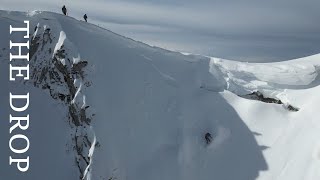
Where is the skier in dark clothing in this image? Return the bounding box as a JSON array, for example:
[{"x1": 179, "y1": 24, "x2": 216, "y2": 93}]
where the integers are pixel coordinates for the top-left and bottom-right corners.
[
  {"x1": 83, "y1": 14, "x2": 88, "y2": 22},
  {"x1": 205, "y1": 132, "x2": 213, "y2": 144},
  {"x1": 62, "y1": 5, "x2": 67, "y2": 15}
]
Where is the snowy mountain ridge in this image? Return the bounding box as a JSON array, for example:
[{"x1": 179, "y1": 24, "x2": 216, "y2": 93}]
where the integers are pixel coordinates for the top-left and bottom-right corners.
[{"x1": 0, "y1": 10, "x2": 320, "y2": 180}]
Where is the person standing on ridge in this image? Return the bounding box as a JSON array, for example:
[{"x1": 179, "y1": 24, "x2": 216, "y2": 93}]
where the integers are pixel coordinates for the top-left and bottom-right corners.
[
  {"x1": 62, "y1": 5, "x2": 67, "y2": 15},
  {"x1": 83, "y1": 14, "x2": 88, "y2": 22}
]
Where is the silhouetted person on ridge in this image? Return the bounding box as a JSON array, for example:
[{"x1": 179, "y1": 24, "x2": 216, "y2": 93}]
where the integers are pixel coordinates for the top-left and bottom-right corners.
[
  {"x1": 62, "y1": 5, "x2": 67, "y2": 15},
  {"x1": 83, "y1": 14, "x2": 88, "y2": 22},
  {"x1": 205, "y1": 132, "x2": 213, "y2": 144}
]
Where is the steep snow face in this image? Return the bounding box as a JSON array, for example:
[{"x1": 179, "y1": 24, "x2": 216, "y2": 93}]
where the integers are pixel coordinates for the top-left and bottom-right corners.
[
  {"x1": 209, "y1": 55, "x2": 320, "y2": 180},
  {"x1": 55, "y1": 12, "x2": 266, "y2": 180},
  {"x1": 0, "y1": 10, "x2": 319, "y2": 180}
]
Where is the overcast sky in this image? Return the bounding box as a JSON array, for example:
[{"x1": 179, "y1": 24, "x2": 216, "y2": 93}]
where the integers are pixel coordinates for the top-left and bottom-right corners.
[{"x1": 1, "y1": 0, "x2": 320, "y2": 62}]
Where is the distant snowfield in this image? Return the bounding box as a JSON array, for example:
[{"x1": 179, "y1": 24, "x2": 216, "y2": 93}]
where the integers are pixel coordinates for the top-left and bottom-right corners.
[{"x1": 0, "y1": 10, "x2": 319, "y2": 180}]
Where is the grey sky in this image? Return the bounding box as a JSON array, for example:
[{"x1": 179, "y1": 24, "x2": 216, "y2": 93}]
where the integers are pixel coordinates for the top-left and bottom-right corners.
[{"x1": 1, "y1": 0, "x2": 320, "y2": 62}]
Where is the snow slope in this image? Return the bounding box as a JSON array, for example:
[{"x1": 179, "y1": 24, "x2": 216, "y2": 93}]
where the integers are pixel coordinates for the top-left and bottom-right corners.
[
  {"x1": 211, "y1": 57, "x2": 320, "y2": 180},
  {"x1": 0, "y1": 10, "x2": 319, "y2": 180}
]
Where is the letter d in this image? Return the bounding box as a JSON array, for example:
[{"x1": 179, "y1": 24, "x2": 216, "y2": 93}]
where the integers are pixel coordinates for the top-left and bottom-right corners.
[{"x1": 10, "y1": 93, "x2": 29, "y2": 112}]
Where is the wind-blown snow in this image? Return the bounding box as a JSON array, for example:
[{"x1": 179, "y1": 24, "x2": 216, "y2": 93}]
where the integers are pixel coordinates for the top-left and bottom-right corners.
[{"x1": 0, "y1": 10, "x2": 319, "y2": 180}]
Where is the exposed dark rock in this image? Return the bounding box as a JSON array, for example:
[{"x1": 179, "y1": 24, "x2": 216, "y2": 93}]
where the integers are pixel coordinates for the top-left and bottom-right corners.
[
  {"x1": 240, "y1": 91, "x2": 299, "y2": 112},
  {"x1": 29, "y1": 28, "x2": 95, "y2": 179},
  {"x1": 69, "y1": 105, "x2": 81, "y2": 126},
  {"x1": 56, "y1": 48, "x2": 66, "y2": 58},
  {"x1": 72, "y1": 61, "x2": 88, "y2": 74},
  {"x1": 30, "y1": 36, "x2": 40, "y2": 60},
  {"x1": 41, "y1": 28, "x2": 52, "y2": 50},
  {"x1": 286, "y1": 104, "x2": 299, "y2": 112},
  {"x1": 52, "y1": 57, "x2": 76, "y2": 99},
  {"x1": 242, "y1": 91, "x2": 282, "y2": 104},
  {"x1": 58, "y1": 93, "x2": 66, "y2": 101}
]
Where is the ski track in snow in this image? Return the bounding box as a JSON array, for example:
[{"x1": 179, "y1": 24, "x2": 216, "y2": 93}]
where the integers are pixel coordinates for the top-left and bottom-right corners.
[{"x1": 207, "y1": 126, "x2": 231, "y2": 151}]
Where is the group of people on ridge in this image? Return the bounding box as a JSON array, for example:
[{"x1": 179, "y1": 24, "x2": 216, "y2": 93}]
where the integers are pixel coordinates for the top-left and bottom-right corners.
[{"x1": 62, "y1": 5, "x2": 88, "y2": 22}]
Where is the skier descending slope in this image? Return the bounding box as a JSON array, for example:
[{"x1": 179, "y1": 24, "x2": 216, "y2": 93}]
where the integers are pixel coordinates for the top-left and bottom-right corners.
[
  {"x1": 205, "y1": 132, "x2": 213, "y2": 144},
  {"x1": 62, "y1": 5, "x2": 67, "y2": 15},
  {"x1": 83, "y1": 14, "x2": 88, "y2": 22}
]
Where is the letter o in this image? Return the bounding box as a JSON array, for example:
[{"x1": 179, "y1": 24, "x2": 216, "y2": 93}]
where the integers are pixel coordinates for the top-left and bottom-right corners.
[{"x1": 9, "y1": 134, "x2": 29, "y2": 154}]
